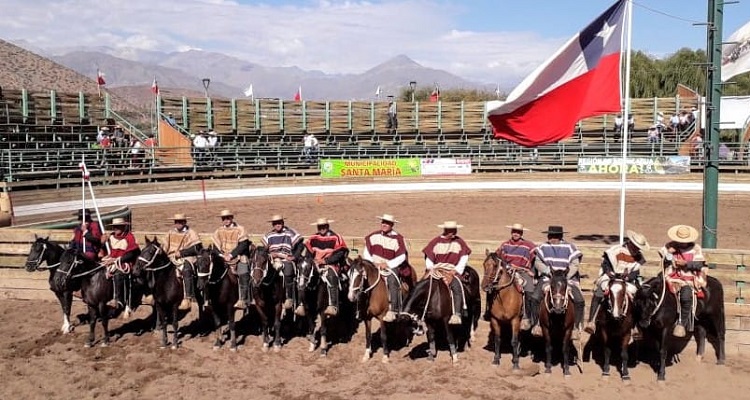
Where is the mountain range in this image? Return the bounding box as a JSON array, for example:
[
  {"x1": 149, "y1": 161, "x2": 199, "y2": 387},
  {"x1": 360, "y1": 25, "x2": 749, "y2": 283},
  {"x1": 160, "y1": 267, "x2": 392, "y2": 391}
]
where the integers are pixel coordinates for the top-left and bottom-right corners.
[{"x1": 2, "y1": 38, "x2": 490, "y2": 110}]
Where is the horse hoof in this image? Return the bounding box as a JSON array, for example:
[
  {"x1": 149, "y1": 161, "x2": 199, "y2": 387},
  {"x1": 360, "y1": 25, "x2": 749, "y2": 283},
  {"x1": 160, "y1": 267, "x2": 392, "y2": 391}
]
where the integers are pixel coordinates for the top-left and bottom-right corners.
[
  {"x1": 381, "y1": 355, "x2": 389, "y2": 364},
  {"x1": 717, "y1": 359, "x2": 726, "y2": 366},
  {"x1": 84, "y1": 342, "x2": 93, "y2": 349},
  {"x1": 273, "y1": 345, "x2": 281, "y2": 353},
  {"x1": 320, "y1": 352, "x2": 327, "y2": 358},
  {"x1": 262, "y1": 344, "x2": 269, "y2": 353},
  {"x1": 512, "y1": 367, "x2": 521, "y2": 374},
  {"x1": 230, "y1": 347, "x2": 238, "y2": 353},
  {"x1": 657, "y1": 377, "x2": 666, "y2": 384},
  {"x1": 601, "y1": 373, "x2": 610, "y2": 380},
  {"x1": 622, "y1": 375, "x2": 631, "y2": 382},
  {"x1": 564, "y1": 374, "x2": 571, "y2": 379},
  {"x1": 213, "y1": 346, "x2": 220, "y2": 351},
  {"x1": 451, "y1": 355, "x2": 459, "y2": 364},
  {"x1": 696, "y1": 355, "x2": 703, "y2": 363},
  {"x1": 100, "y1": 341, "x2": 109, "y2": 348},
  {"x1": 491, "y1": 359, "x2": 499, "y2": 366},
  {"x1": 308, "y1": 343, "x2": 316, "y2": 353},
  {"x1": 171, "y1": 345, "x2": 178, "y2": 350},
  {"x1": 544, "y1": 368, "x2": 552, "y2": 375},
  {"x1": 362, "y1": 354, "x2": 370, "y2": 363}
]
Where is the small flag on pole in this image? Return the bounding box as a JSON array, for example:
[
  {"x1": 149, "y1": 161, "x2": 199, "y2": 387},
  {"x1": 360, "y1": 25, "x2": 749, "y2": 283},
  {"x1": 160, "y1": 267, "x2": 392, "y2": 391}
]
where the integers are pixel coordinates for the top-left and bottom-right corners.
[
  {"x1": 722, "y1": 20, "x2": 750, "y2": 82},
  {"x1": 97, "y1": 69, "x2": 106, "y2": 86},
  {"x1": 151, "y1": 77, "x2": 159, "y2": 95},
  {"x1": 429, "y1": 84, "x2": 440, "y2": 102},
  {"x1": 293, "y1": 86, "x2": 302, "y2": 101},
  {"x1": 494, "y1": 84, "x2": 501, "y2": 99},
  {"x1": 375, "y1": 86, "x2": 382, "y2": 99},
  {"x1": 244, "y1": 84, "x2": 254, "y2": 98}
]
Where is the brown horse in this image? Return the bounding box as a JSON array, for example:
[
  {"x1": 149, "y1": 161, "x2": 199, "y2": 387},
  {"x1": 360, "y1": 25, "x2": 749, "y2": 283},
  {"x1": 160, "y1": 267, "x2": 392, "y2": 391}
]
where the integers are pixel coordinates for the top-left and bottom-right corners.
[
  {"x1": 347, "y1": 256, "x2": 416, "y2": 363},
  {"x1": 538, "y1": 268, "x2": 576, "y2": 376},
  {"x1": 482, "y1": 250, "x2": 523, "y2": 369},
  {"x1": 595, "y1": 277, "x2": 634, "y2": 380}
]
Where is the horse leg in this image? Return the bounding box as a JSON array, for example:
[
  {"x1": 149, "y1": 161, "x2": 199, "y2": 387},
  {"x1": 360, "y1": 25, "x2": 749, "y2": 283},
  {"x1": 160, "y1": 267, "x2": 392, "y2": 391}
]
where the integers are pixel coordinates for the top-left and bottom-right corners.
[
  {"x1": 84, "y1": 304, "x2": 96, "y2": 348},
  {"x1": 170, "y1": 304, "x2": 179, "y2": 350},
  {"x1": 444, "y1": 319, "x2": 458, "y2": 364},
  {"x1": 657, "y1": 328, "x2": 668, "y2": 381},
  {"x1": 695, "y1": 324, "x2": 706, "y2": 362},
  {"x1": 57, "y1": 291, "x2": 74, "y2": 334},
  {"x1": 99, "y1": 302, "x2": 110, "y2": 347},
  {"x1": 716, "y1": 313, "x2": 726, "y2": 365},
  {"x1": 490, "y1": 317, "x2": 501, "y2": 366},
  {"x1": 212, "y1": 310, "x2": 223, "y2": 350},
  {"x1": 426, "y1": 323, "x2": 436, "y2": 362},
  {"x1": 620, "y1": 332, "x2": 631, "y2": 381},
  {"x1": 228, "y1": 311, "x2": 238, "y2": 352},
  {"x1": 562, "y1": 328, "x2": 572, "y2": 377},
  {"x1": 155, "y1": 304, "x2": 168, "y2": 349},
  {"x1": 273, "y1": 304, "x2": 282, "y2": 352},
  {"x1": 362, "y1": 318, "x2": 372, "y2": 362},
  {"x1": 319, "y1": 314, "x2": 328, "y2": 357},
  {"x1": 543, "y1": 328, "x2": 553, "y2": 374},
  {"x1": 602, "y1": 330, "x2": 611, "y2": 377},
  {"x1": 380, "y1": 318, "x2": 390, "y2": 363},
  {"x1": 510, "y1": 317, "x2": 521, "y2": 371}
]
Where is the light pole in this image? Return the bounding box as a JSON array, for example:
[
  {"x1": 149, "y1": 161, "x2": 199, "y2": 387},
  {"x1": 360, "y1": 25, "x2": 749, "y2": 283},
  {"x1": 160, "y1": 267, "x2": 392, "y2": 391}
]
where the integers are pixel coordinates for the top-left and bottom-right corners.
[
  {"x1": 409, "y1": 81, "x2": 416, "y2": 103},
  {"x1": 202, "y1": 78, "x2": 211, "y2": 98}
]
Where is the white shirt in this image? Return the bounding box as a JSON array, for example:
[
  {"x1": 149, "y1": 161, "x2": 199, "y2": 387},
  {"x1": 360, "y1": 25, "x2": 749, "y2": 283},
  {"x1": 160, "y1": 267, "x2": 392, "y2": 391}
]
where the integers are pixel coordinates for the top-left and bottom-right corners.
[
  {"x1": 193, "y1": 135, "x2": 208, "y2": 148},
  {"x1": 207, "y1": 136, "x2": 218, "y2": 147},
  {"x1": 130, "y1": 141, "x2": 142, "y2": 154},
  {"x1": 304, "y1": 135, "x2": 318, "y2": 148}
]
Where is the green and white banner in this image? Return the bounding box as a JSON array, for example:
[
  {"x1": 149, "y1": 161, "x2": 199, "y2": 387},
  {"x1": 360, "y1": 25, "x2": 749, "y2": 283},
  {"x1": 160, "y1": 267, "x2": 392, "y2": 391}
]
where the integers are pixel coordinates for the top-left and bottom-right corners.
[
  {"x1": 319, "y1": 158, "x2": 421, "y2": 178},
  {"x1": 577, "y1": 156, "x2": 691, "y2": 175}
]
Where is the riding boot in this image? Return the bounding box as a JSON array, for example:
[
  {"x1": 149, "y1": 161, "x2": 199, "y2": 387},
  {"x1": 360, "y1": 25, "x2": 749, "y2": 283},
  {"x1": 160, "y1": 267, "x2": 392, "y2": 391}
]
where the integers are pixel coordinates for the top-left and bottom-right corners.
[
  {"x1": 383, "y1": 274, "x2": 400, "y2": 322},
  {"x1": 584, "y1": 295, "x2": 602, "y2": 335},
  {"x1": 674, "y1": 286, "x2": 693, "y2": 337},
  {"x1": 520, "y1": 296, "x2": 533, "y2": 331},
  {"x1": 324, "y1": 272, "x2": 340, "y2": 316},
  {"x1": 283, "y1": 281, "x2": 296, "y2": 310},
  {"x1": 179, "y1": 267, "x2": 194, "y2": 311},
  {"x1": 107, "y1": 273, "x2": 122, "y2": 309},
  {"x1": 234, "y1": 273, "x2": 250, "y2": 309},
  {"x1": 483, "y1": 290, "x2": 494, "y2": 322},
  {"x1": 572, "y1": 301, "x2": 585, "y2": 340},
  {"x1": 449, "y1": 278, "x2": 463, "y2": 325}
]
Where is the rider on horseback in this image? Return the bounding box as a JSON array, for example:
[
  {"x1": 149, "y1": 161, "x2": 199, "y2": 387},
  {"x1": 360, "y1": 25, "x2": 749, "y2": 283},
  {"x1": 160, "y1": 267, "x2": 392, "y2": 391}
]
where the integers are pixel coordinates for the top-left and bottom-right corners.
[
  {"x1": 531, "y1": 226, "x2": 585, "y2": 340},
  {"x1": 485, "y1": 223, "x2": 537, "y2": 330},
  {"x1": 304, "y1": 218, "x2": 349, "y2": 317},
  {"x1": 584, "y1": 229, "x2": 649, "y2": 335},
  {"x1": 101, "y1": 218, "x2": 140, "y2": 312},
  {"x1": 660, "y1": 224, "x2": 706, "y2": 338},
  {"x1": 69, "y1": 209, "x2": 102, "y2": 261},
  {"x1": 423, "y1": 221, "x2": 472, "y2": 325},
  {"x1": 212, "y1": 210, "x2": 252, "y2": 309},
  {"x1": 363, "y1": 213, "x2": 408, "y2": 323},
  {"x1": 163, "y1": 213, "x2": 203, "y2": 311},
  {"x1": 262, "y1": 214, "x2": 304, "y2": 313}
]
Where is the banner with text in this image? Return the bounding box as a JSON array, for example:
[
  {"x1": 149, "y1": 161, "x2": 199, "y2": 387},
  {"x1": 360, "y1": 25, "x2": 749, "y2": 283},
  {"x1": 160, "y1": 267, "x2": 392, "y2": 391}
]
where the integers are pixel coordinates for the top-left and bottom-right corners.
[
  {"x1": 577, "y1": 156, "x2": 691, "y2": 175},
  {"x1": 320, "y1": 158, "x2": 421, "y2": 178},
  {"x1": 420, "y1": 158, "x2": 472, "y2": 176}
]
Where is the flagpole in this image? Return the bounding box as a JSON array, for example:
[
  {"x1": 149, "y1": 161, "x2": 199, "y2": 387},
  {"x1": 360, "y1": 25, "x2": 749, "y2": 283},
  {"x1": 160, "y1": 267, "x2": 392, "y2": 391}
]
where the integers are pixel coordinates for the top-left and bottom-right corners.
[{"x1": 618, "y1": 0, "x2": 634, "y2": 244}]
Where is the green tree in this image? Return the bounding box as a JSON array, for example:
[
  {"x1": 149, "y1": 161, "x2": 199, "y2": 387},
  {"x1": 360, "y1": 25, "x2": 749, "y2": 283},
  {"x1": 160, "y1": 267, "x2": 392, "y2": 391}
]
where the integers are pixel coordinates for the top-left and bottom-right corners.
[{"x1": 398, "y1": 87, "x2": 502, "y2": 102}]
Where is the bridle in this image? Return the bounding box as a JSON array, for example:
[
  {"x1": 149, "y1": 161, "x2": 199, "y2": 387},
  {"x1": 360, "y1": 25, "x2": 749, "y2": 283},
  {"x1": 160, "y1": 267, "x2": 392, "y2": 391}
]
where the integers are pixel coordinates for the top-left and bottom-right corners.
[
  {"x1": 29, "y1": 242, "x2": 60, "y2": 270},
  {"x1": 55, "y1": 251, "x2": 104, "y2": 279},
  {"x1": 607, "y1": 279, "x2": 630, "y2": 319},
  {"x1": 349, "y1": 261, "x2": 381, "y2": 296},
  {"x1": 484, "y1": 254, "x2": 514, "y2": 291},
  {"x1": 251, "y1": 250, "x2": 274, "y2": 286},
  {"x1": 137, "y1": 244, "x2": 172, "y2": 272},
  {"x1": 545, "y1": 272, "x2": 571, "y2": 314},
  {"x1": 197, "y1": 252, "x2": 227, "y2": 285}
]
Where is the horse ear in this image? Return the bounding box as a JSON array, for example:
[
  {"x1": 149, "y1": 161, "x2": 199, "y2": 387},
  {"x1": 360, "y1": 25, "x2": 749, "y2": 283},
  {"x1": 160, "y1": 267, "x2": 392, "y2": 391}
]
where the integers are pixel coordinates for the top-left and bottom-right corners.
[
  {"x1": 144, "y1": 236, "x2": 151, "y2": 244},
  {"x1": 485, "y1": 248, "x2": 490, "y2": 256},
  {"x1": 34, "y1": 233, "x2": 38, "y2": 240},
  {"x1": 44, "y1": 236, "x2": 49, "y2": 241}
]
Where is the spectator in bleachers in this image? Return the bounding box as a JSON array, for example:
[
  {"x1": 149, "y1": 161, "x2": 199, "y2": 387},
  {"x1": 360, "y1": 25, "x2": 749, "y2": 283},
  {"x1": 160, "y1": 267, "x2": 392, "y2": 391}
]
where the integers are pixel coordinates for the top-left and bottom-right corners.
[
  {"x1": 100, "y1": 133, "x2": 111, "y2": 148},
  {"x1": 679, "y1": 111, "x2": 690, "y2": 131},
  {"x1": 206, "y1": 131, "x2": 221, "y2": 167},
  {"x1": 143, "y1": 134, "x2": 157, "y2": 167},
  {"x1": 387, "y1": 100, "x2": 398, "y2": 135},
  {"x1": 614, "y1": 114, "x2": 623, "y2": 133},
  {"x1": 113, "y1": 126, "x2": 127, "y2": 147},
  {"x1": 627, "y1": 113, "x2": 635, "y2": 132},
  {"x1": 691, "y1": 132, "x2": 704, "y2": 159},
  {"x1": 130, "y1": 137, "x2": 143, "y2": 168},
  {"x1": 719, "y1": 142, "x2": 732, "y2": 161},
  {"x1": 670, "y1": 113, "x2": 680, "y2": 134},
  {"x1": 97, "y1": 126, "x2": 109, "y2": 144},
  {"x1": 691, "y1": 107, "x2": 699, "y2": 123},
  {"x1": 192, "y1": 131, "x2": 208, "y2": 166},
  {"x1": 166, "y1": 112, "x2": 178, "y2": 128},
  {"x1": 303, "y1": 133, "x2": 319, "y2": 164}
]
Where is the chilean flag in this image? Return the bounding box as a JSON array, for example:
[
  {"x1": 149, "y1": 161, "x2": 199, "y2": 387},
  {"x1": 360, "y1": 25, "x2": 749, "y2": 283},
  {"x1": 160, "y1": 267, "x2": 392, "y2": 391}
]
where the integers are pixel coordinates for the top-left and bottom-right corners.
[
  {"x1": 293, "y1": 86, "x2": 302, "y2": 101},
  {"x1": 488, "y1": 0, "x2": 626, "y2": 147},
  {"x1": 96, "y1": 69, "x2": 106, "y2": 86},
  {"x1": 151, "y1": 77, "x2": 159, "y2": 95}
]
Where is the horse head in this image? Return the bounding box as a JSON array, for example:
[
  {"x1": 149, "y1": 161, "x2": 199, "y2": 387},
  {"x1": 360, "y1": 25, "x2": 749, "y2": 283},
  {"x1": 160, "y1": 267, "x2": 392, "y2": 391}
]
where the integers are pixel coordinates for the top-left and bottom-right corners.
[
  {"x1": 25, "y1": 234, "x2": 55, "y2": 272},
  {"x1": 633, "y1": 277, "x2": 662, "y2": 328},
  {"x1": 297, "y1": 249, "x2": 316, "y2": 291},
  {"x1": 481, "y1": 249, "x2": 504, "y2": 290},
  {"x1": 606, "y1": 276, "x2": 629, "y2": 319},
  {"x1": 53, "y1": 248, "x2": 86, "y2": 291},
  {"x1": 250, "y1": 245, "x2": 271, "y2": 288},
  {"x1": 548, "y1": 268, "x2": 570, "y2": 314},
  {"x1": 133, "y1": 236, "x2": 164, "y2": 279},
  {"x1": 195, "y1": 246, "x2": 215, "y2": 292},
  {"x1": 347, "y1": 255, "x2": 368, "y2": 302}
]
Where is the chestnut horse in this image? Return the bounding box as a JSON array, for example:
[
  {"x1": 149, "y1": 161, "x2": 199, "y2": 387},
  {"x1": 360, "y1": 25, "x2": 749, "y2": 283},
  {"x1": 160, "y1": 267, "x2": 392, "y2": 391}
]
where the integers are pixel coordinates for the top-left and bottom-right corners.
[
  {"x1": 595, "y1": 277, "x2": 634, "y2": 380},
  {"x1": 482, "y1": 250, "x2": 523, "y2": 369}
]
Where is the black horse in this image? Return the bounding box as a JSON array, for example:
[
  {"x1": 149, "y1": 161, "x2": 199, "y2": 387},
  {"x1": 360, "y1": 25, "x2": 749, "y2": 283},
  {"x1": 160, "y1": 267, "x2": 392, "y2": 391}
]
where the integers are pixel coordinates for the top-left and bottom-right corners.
[
  {"x1": 594, "y1": 276, "x2": 635, "y2": 380},
  {"x1": 538, "y1": 268, "x2": 576, "y2": 376},
  {"x1": 54, "y1": 249, "x2": 117, "y2": 347},
  {"x1": 248, "y1": 245, "x2": 285, "y2": 352},
  {"x1": 297, "y1": 250, "x2": 356, "y2": 356},
  {"x1": 634, "y1": 273, "x2": 725, "y2": 381},
  {"x1": 133, "y1": 237, "x2": 184, "y2": 349},
  {"x1": 25, "y1": 235, "x2": 75, "y2": 334},
  {"x1": 402, "y1": 266, "x2": 481, "y2": 363},
  {"x1": 196, "y1": 246, "x2": 239, "y2": 351}
]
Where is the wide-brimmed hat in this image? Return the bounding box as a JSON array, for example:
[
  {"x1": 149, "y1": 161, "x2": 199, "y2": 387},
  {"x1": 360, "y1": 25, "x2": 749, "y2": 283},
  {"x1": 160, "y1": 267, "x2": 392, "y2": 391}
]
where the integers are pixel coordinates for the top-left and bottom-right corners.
[
  {"x1": 626, "y1": 230, "x2": 650, "y2": 251},
  {"x1": 376, "y1": 214, "x2": 399, "y2": 224},
  {"x1": 438, "y1": 221, "x2": 463, "y2": 229},
  {"x1": 219, "y1": 209, "x2": 234, "y2": 218},
  {"x1": 101, "y1": 127, "x2": 109, "y2": 131},
  {"x1": 268, "y1": 214, "x2": 284, "y2": 223},
  {"x1": 506, "y1": 223, "x2": 529, "y2": 232},
  {"x1": 310, "y1": 218, "x2": 334, "y2": 226},
  {"x1": 209, "y1": 131, "x2": 217, "y2": 136},
  {"x1": 108, "y1": 217, "x2": 130, "y2": 227},
  {"x1": 542, "y1": 225, "x2": 567, "y2": 235},
  {"x1": 73, "y1": 209, "x2": 93, "y2": 221},
  {"x1": 667, "y1": 225, "x2": 699, "y2": 244},
  {"x1": 169, "y1": 213, "x2": 190, "y2": 221}
]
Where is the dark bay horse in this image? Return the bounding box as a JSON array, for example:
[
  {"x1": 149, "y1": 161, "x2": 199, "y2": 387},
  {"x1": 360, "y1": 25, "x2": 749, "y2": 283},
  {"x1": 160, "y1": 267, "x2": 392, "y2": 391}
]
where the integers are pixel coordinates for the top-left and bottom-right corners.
[
  {"x1": 482, "y1": 250, "x2": 523, "y2": 369},
  {"x1": 25, "y1": 235, "x2": 75, "y2": 334},
  {"x1": 249, "y1": 245, "x2": 285, "y2": 352},
  {"x1": 133, "y1": 237, "x2": 183, "y2": 349},
  {"x1": 347, "y1": 256, "x2": 416, "y2": 363},
  {"x1": 634, "y1": 273, "x2": 725, "y2": 381},
  {"x1": 538, "y1": 268, "x2": 576, "y2": 376},
  {"x1": 196, "y1": 246, "x2": 239, "y2": 351},
  {"x1": 403, "y1": 266, "x2": 481, "y2": 363},
  {"x1": 297, "y1": 251, "x2": 355, "y2": 356},
  {"x1": 595, "y1": 276, "x2": 634, "y2": 380},
  {"x1": 54, "y1": 249, "x2": 116, "y2": 347}
]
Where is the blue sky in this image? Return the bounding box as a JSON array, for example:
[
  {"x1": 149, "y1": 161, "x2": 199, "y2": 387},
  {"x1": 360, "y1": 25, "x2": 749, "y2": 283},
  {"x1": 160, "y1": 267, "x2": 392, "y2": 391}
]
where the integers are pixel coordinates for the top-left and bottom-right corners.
[{"x1": 2, "y1": 0, "x2": 749, "y2": 86}]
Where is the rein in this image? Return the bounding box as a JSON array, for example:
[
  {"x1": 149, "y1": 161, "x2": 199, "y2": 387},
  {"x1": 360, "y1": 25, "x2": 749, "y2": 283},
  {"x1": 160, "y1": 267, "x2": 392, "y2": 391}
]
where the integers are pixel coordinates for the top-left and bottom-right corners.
[
  {"x1": 350, "y1": 262, "x2": 382, "y2": 295},
  {"x1": 29, "y1": 243, "x2": 61, "y2": 270},
  {"x1": 137, "y1": 246, "x2": 172, "y2": 272},
  {"x1": 197, "y1": 255, "x2": 228, "y2": 285}
]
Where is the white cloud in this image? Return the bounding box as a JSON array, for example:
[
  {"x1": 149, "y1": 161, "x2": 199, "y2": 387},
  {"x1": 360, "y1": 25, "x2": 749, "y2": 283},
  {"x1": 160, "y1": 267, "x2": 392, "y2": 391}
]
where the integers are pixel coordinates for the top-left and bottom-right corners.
[{"x1": 0, "y1": 0, "x2": 565, "y2": 85}]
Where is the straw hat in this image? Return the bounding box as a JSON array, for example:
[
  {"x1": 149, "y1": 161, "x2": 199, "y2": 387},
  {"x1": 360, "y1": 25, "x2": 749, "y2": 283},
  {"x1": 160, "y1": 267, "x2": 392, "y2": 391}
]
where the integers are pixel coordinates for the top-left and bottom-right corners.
[
  {"x1": 626, "y1": 230, "x2": 650, "y2": 251},
  {"x1": 101, "y1": 127, "x2": 109, "y2": 131},
  {"x1": 505, "y1": 223, "x2": 528, "y2": 231},
  {"x1": 437, "y1": 221, "x2": 463, "y2": 229},
  {"x1": 310, "y1": 218, "x2": 334, "y2": 226},
  {"x1": 376, "y1": 214, "x2": 399, "y2": 224},
  {"x1": 108, "y1": 217, "x2": 130, "y2": 227},
  {"x1": 542, "y1": 225, "x2": 567, "y2": 235},
  {"x1": 667, "y1": 225, "x2": 699, "y2": 244},
  {"x1": 169, "y1": 213, "x2": 190, "y2": 221},
  {"x1": 219, "y1": 209, "x2": 234, "y2": 218},
  {"x1": 209, "y1": 131, "x2": 217, "y2": 136},
  {"x1": 268, "y1": 214, "x2": 284, "y2": 223}
]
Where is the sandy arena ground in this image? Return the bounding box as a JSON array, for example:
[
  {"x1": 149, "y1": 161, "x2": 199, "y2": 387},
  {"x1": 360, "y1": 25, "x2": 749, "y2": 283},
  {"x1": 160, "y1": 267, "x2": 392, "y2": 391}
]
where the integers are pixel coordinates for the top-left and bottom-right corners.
[{"x1": 2, "y1": 190, "x2": 749, "y2": 399}]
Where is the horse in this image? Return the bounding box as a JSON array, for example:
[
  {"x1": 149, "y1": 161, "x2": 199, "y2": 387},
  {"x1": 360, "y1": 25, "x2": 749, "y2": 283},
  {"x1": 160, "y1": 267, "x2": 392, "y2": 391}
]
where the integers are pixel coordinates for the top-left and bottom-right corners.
[
  {"x1": 634, "y1": 272, "x2": 725, "y2": 381},
  {"x1": 53, "y1": 248, "x2": 116, "y2": 347},
  {"x1": 403, "y1": 265, "x2": 481, "y2": 363},
  {"x1": 347, "y1": 256, "x2": 416, "y2": 363},
  {"x1": 248, "y1": 245, "x2": 285, "y2": 352},
  {"x1": 25, "y1": 235, "x2": 75, "y2": 334},
  {"x1": 538, "y1": 268, "x2": 576, "y2": 376},
  {"x1": 297, "y1": 250, "x2": 354, "y2": 356},
  {"x1": 195, "y1": 245, "x2": 239, "y2": 351},
  {"x1": 481, "y1": 250, "x2": 523, "y2": 369},
  {"x1": 594, "y1": 275, "x2": 635, "y2": 380},
  {"x1": 133, "y1": 237, "x2": 184, "y2": 349}
]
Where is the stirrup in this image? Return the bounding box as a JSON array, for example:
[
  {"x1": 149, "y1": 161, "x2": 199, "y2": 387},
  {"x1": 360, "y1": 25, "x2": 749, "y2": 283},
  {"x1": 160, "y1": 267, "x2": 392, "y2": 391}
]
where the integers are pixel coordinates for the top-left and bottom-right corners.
[
  {"x1": 282, "y1": 299, "x2": 294, "y2": 310},
  {"x1": 448, "y1": 314, "x2": 462, "y2": 325},
  {"x1": 672, "y1": 324, "x2": 687, "y2": 338},
  {"x1": 324, "y1": 306, "x2": 338, "y2": 317},
  {"x1": 531, "y1": 325, "x2": 543, "y2": 337},
  {"x1": 294, "y1": 305, "x2": 306, "y2": 316},
  {"x1": 107, "y1": 299, "x2": 119, "y2": 308},
  {"x1": 383, "y1": 311, "x2": 397, "y2": 322},
  {"x1": 583, "y1": 321, "x2": 596, "y2": 335},
  {"x1": 520, "y1": 318, "x2": 531, "y2": 331},
  {"x1": 233, "y1": 300, "x2": 246, "y2": 309},
  {"x1": 178, "y1": 299, "x2": 192, "y2": 311}
]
